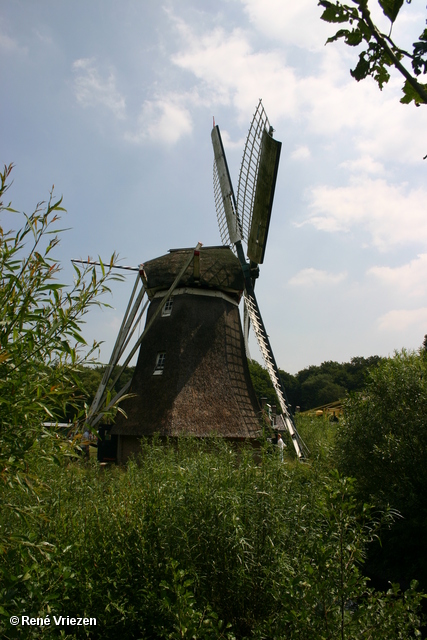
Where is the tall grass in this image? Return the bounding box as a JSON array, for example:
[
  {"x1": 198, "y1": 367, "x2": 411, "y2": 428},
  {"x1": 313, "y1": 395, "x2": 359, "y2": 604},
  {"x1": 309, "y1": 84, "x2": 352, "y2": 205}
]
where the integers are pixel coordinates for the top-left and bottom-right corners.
[
  {"x1": 294, "y1": 413, "x2": 338, "y2": 464},
  {"x1": 1, "y1": 437, "x2": 423, "y2": 639}
]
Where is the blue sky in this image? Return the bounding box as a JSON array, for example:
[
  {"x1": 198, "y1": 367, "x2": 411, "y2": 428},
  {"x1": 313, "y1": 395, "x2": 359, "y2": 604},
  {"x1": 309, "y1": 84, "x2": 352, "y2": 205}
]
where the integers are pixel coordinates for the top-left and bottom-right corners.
[{"x1": 2, "y1": 0, "x2": 427, "y2": 374}]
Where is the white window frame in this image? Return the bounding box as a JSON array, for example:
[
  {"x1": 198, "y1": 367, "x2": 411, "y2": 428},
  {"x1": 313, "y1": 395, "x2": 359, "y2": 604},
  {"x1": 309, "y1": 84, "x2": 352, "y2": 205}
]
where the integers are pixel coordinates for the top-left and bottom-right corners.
[
  {"x1": 153, "y1": 351, "x2": 166, "y2": 375},
  {"x1": 162, "y1": 298, "x2": 174, "y2": 317}
]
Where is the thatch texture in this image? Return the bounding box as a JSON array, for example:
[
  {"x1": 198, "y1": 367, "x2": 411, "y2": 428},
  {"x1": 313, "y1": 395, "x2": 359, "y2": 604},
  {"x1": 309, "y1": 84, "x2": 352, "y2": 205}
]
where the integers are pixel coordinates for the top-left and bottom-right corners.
[
  {"x1": 141, "y1": 246, "x2": 244, "y2": 299},
  {"x1": 112, "y1": 293, "x2": 260, "y2": 438}
]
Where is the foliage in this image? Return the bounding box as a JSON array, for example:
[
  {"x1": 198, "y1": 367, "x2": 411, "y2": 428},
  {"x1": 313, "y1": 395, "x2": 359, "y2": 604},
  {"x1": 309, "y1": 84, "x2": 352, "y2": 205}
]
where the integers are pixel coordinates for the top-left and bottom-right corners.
[
  {"x1": 249, "y1": 356, "x2": 383, "y2": 412},
  {"x1": 301, "y1": 373, "x2": 346, "y2": 409},
  {"x1": 0, "y1": 164, "x2": 122, "y2": 480},
  {"x1": 0, "y1": 439, "x2": 424, "y2": 639},
  {"x1": 59, "y1": 365, "x2": 135, "y2": 422},
  {"x1": 248, "y1": 359, "x2": 280, "y2": 409},
  {"x1": 295, "y1": 413, "x2": 338, "y2": 464},
  {"x1": 1, "y1": 165, "x2": 426, "y2": 637},
  {"x1": 336, "y1": 348, "x2": 427, "y2": 587},
  {"x1": 318, "y1": 0, "x2": 427, "y2": 106}
]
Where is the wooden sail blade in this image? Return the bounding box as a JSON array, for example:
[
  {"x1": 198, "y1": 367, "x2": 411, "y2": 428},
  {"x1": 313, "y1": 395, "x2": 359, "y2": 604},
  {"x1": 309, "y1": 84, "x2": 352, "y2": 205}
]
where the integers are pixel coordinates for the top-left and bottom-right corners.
[
  {"x1": 211, "y1": 125, "x2": 242, "y2": 245},
  {"x1": 247, "y1": 130, "x2": 281, "y2": 265}
]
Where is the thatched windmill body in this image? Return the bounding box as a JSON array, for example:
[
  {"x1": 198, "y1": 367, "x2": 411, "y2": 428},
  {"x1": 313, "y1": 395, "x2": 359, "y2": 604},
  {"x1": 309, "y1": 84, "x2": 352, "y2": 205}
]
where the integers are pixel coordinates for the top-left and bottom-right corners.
[
  {"x1": 111, "y1": 246, "x2": 261, "y2": 463},
  {"x1": 86, "y1": 101, "x2": 307, "y2": 463}
]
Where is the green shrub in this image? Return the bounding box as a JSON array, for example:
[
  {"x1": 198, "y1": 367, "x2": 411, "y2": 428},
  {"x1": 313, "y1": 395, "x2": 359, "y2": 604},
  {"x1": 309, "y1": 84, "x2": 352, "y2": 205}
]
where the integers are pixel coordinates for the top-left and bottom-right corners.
[
  {"x1": 336, "y1": 348, "x2": 427, "y2": 589},
  {"x1": 0, "y1": 164, "x2": 122, "y2": 482},
  {"x1": 0, "y1": 439, "x2": 424, "y2": 639}
]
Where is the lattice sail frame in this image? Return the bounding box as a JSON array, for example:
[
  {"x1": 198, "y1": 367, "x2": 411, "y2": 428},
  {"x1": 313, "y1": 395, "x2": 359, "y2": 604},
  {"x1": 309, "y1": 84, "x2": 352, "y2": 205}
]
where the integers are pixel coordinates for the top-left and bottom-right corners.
[
  {"x1": 213, "y1": 100, "x2": 270, "y2": 363},
  {"x1": 213, "y1": 160, "x2": 236, "y2": 251},
  {"x1": 213, "y1": 99, "x2": 270, "y2": 251},
  {"x1": 244, "y1": 292, "x2": 309, "y2": 459},
  {"x1": 237, "y1": 100, "x2": 270, "y2": 246}
]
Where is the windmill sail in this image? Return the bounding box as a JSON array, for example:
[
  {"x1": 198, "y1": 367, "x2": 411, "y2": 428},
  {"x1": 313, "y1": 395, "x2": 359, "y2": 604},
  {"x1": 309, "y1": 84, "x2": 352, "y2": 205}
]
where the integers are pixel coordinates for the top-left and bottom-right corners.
[
  {"x1": 244, "y1": 291, "x2": 308, "y2": 459},
  {"x1": 211, "y1": 101, "x2": 308, "y2": 460},
  {"x1": 211, "y1": 125, "x2": 242, "y2": 245},
  {"x1": 247, "y1": 129, "x2": 281, "y2": 265},
  {"x1": 86, "y1": 272, "x2": 148, "y2": 426},
  {"x1": 236, "y1": 99, "x2": 270, "y2": 246}
]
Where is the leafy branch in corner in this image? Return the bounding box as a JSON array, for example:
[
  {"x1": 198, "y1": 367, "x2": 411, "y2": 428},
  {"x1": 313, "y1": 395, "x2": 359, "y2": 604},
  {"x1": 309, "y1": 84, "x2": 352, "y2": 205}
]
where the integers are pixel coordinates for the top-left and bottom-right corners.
[{"x1": 318, "y1": 0, "x2": 427, "y2": 106}]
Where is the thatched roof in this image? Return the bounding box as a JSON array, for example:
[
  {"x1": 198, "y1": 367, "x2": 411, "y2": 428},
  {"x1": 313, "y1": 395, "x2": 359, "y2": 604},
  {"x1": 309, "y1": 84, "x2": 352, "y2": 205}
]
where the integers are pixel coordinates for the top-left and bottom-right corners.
[
  {"x1": 111, "y1": 291, "x2": 261, "y2": 439},
  {"x1": 141, "y1": 246, "x2": 244, "y2": 299}
]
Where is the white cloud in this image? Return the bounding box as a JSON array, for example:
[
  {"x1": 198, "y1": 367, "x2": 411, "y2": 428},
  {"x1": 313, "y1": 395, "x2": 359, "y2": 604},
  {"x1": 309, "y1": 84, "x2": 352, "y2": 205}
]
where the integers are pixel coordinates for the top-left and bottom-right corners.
[
  {"x1": 288, "y1": 267, "x2": 347, "y2": 287},
  {"x1": 34, "y1": 28, "x2": 54, "y2": 47},
  {"x1": 125, "y1": 96, "x2": 192, "y2": 144},
  {"x1": 0, "y1": 29, "x2": 26, "y2": 54},
  {"x1": 171, "y1": 26, "x2": 299, "y2": 123},
  {"x1": 354, "y1": 85, "x2": 427, "y2": 163},
  {"x1": 377, "y1": 307, "x2": 427, "y2": 332},
  {"x1": 339, "y1": 155, "x2": 385, "y2": 176},
  {"x1": 368, "y1": 254, "x2": 427, "y2": 297},
  {"x1": 168, "y1": 16, "x2": 427, "y2": 167},
  {"x1": 107, "y1": 314, "x2": 124, "y2": 332},
  {"x1": 73, "y1": 58, "x2": 126, "y2": 119},
  {"x1": 295, "y1": 47, "x2": 427, "y2": 165},
  {"x1": 298, "y1": 48, "x2": 379, "y2": 135},
  {"x1": 241, "y1": 0, "x2": 332, "y2": 50},
  {"x1": 218, "y1": 129, "x2": 246, "y2": 150},
  {"x1": 291, "y1": 145, "x2": 311, "y2": 161},
  {"x1": 303, "y1": 177, "x2": 427, "y2": 250}
]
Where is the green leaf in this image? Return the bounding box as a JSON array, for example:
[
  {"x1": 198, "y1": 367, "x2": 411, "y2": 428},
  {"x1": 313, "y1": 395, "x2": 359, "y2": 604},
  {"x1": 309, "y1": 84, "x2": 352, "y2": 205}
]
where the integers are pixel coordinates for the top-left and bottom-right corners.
[
  {"x1": 38, "y1": 283, "x2": 65, "y2": 292},
  {"x1": 400, "y1": 79, "x2": 427, "y2": 105},
  {"x1": 378, "y1": 0, "x2": 404, "y2": 23},
  {"x1": 320, "y1": 2, "x2": 350, "y2": 24},
  {"x1": 345, "y1": 29, "x2": 364, "y2": 46}
]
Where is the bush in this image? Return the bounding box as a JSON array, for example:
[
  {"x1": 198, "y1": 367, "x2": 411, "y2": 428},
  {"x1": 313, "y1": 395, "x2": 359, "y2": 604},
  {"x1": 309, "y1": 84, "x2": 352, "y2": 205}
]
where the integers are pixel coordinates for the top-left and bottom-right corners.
[
  {"x1": 0, "y1": 164, "x2": 121, "y2": 480},
  {"x1": 0, "y1": 439, "x2": 424, "y2": 639},
  {"x1": 295, "y1": 413, "x2": 337, "y2": 465},
  {"x1": 336, "y1": 349, "x2": 427, "y2": 587}
]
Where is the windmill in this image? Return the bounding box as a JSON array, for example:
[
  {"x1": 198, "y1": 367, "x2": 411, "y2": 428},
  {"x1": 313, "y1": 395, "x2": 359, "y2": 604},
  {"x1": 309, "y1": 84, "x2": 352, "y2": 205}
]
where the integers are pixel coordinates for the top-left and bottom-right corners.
[
  {"x1": 85, "y1": 100, "x2": 307, "y2": 463},
  {"x1": 211, "y1": 99, "x2": 307, "y2": 459}
]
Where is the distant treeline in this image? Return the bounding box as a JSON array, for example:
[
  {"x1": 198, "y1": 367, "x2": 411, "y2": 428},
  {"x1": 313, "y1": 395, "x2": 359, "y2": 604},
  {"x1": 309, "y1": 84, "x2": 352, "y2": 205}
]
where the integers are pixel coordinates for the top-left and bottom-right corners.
[{"x1": 249, "y1": 356, "x2": 384, "y2": 412}]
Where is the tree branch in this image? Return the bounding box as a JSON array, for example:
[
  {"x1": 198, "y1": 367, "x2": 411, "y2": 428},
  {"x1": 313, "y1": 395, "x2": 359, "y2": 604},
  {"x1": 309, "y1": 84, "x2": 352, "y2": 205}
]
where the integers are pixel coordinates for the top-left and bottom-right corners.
[{"x1": 359, "y1": 3, "x2": 427, "y2": 104}]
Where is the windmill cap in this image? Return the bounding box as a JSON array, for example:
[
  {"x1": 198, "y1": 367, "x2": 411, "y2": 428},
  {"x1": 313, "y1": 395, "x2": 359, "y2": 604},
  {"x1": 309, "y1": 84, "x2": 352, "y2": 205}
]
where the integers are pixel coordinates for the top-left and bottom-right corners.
[{"x1": 141, "y1": 246, "x2": 245, "y2": 299}]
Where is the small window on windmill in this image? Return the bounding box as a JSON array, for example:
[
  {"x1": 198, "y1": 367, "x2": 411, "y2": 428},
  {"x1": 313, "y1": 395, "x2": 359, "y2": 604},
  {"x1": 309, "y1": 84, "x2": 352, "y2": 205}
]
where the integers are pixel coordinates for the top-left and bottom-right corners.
[
  {"x1": 153, "y1": 352, "x2": 166, "y2": 375},
  {"x1": 162, "y1": 298, "x2": 173, "y2": 317}
]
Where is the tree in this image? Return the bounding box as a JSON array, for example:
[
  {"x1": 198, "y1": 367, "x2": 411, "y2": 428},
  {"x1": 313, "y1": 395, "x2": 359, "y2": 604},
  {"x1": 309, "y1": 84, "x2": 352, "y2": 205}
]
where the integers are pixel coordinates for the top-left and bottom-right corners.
[
  {"x1": 336, "y1": 348, "x2": 427, "y2": 586},
  {"x1": 0, "y1": 164, "x2": 122, "y2": 479},
  {"x1": 318, "y1": 0, "x2": 427, "y2": 107},
  {"x1": 249, "y1": 357, "x2": 383, "y2": 413},
  {"x1": 343, "y1": 355, "x2": 383, "y2": 391},
  {"x1": 248, "y1": 359, "x2": 279, "y2": 409},
  {"x1": 301, "y1": 373, "x2": 346, "y2": 408},
  {"x1": 279, "y1": 368, "x2": 301, "y2": 410}
]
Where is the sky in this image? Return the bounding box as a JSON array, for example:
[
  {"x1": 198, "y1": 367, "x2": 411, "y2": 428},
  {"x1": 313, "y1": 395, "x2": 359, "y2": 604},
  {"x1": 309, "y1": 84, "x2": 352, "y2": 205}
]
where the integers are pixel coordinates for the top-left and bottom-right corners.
[{"x1": 1, "y1": 0, "x2": 427, "y2": 375}]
